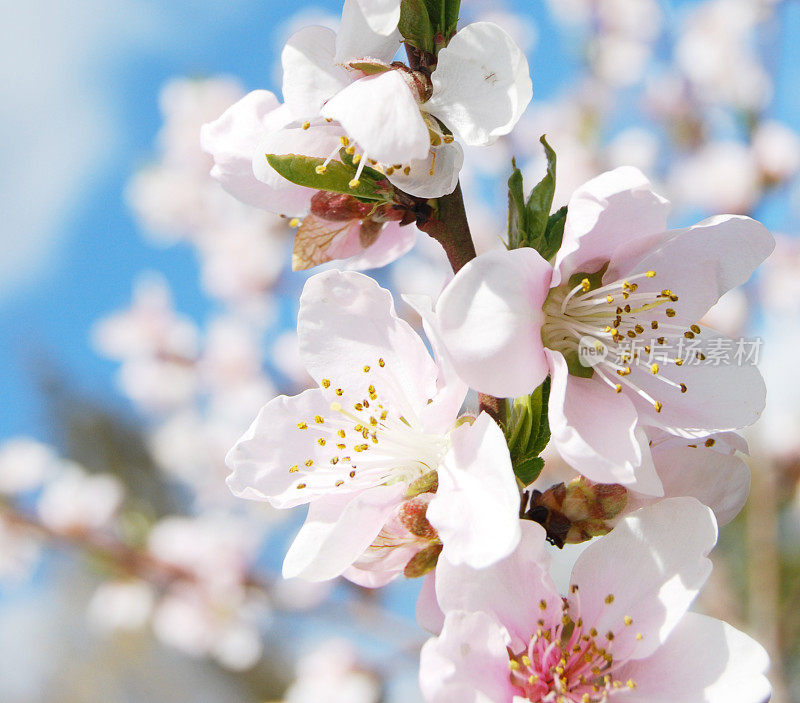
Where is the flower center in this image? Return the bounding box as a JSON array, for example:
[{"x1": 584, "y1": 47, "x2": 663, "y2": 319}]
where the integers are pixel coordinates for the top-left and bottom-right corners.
[
  {"x1": 292, "y1": 359, "x2": 448, "y2": 495},
  {"x1": 541, "y1": 269, "x2": 701, "y2": 414},
  {"x1": 508, "y1": 595, "x2": 640, "y2": 702}
]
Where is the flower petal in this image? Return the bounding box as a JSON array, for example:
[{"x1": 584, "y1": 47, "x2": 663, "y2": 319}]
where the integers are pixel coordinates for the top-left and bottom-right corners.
[
  {"x1": 320, "y1": 71, "x2": 430, "y2": 164},
  {"x1": 281, "y1": 26, "x2": 351, "y2": 119},
  {"x1": 567, "y1": 498, "x2": 717, "y2": 661},
  {"x1": 619, "y1": 612, "x2": 771, "y2": 703},
  {"x1": 282, "y1": 483, "x2": 405, "y2": 581},
  {"x1": 226, "y1": 389, "x2": 343, "y2": 509},
  {"x1": 417, "y1": 572, "x2": 445, "y2": 634},
  {"x1": 553, "y1": 166, "x2": 670, "y2": 286},
  {"x1": 419, "y1": 611, "x2": 514, "y2": 703},
  {"x1": 428, "y1": 413, "x2": 522, "y2": 569},
  {"x1": 433, "y1": 520, "x2": 559, "y2": 648},
  {"x1": 425, "y1": 22, "x2": 532, "y2": 146},
  {"x1": 626, "y1": 329, "x2": 766, "y2": 435},
  {"x1": 335, "y1": 0, "x2": 401, "y2": 63},
  {"x1": 252, "y1": 123, "x2": 346, "y2": 217},
  {"x1": 547, "y1": 350, "x2": 663, "y2": 495},
  {"x1": 343, "y1": 221, "x2": 418, "y2": 271},
  {"x1": 435, "y1": 247, "x2": 552, "y2": 398},
  {"x1": 297, "y1": 270, "x2": 439, "y2": 419},
  {"x1": 200, "y1": 90, "x2": 295, "y2": 210},
  {"x1": 386, "y1": 140, "x2": 464, "y2": 198},
  {"x1": 617, "y1": 214, "x2": 775, "y2": 322}
]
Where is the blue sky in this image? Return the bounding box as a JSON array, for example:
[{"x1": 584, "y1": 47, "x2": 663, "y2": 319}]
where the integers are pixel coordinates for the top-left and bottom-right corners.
[{"x1": 1, "y1": 0, "x2": 799, "y2": 445}]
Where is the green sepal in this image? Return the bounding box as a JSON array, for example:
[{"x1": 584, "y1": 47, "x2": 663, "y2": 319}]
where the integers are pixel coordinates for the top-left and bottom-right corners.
[
  {"x1": 399, "y1": 0, "x2": 435, "y2": 53},
  {"x1": 505, "y1": 378, "x2": 551, "y2": 486},
  {"x1": 525, "y1": 135, "x2": 557, "y2": 244},
  {"x1": 541, "y1": 206, "x2": 566, "y2": 261},
  {"x1": 507, "y1": 159, "x2": 527, "y2": 250},
  {"x1": 265, "y1": 153, "x2": 390, "y2": 201}
]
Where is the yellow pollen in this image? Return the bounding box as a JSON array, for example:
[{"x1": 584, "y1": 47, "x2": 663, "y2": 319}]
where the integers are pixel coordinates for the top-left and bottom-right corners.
[
  {"x1": 297, "y1": 483, "x2": 306, "y2": 489},
  {"x1": 289, "y1": 218, "x2": 300, "y2": 228},
  {"x1": 378, "y1": 358, "x2": 385, "y2": 367},
  {"x1": 354, "y1": 443, "x2": 369, "y2": 452},
  {"x1": 636, "y1": 633, "x2": 643, "y2": 640},
  {"x1": 301, "y1": 121, "x2": 310, "y2": 130},
  {"x1": 654, "y1": 401, "x2": 663, "y2": 413},
  {"x1": 615, "y1": 384, "x2": 622, "y2": 393},
  {"x1": 314, "y1": 415, "x2": 324, "y2": 424},
  {"x1": 340, "y1": 136, "x2": 350, "y2": 146},
  {"x1": 509, "y1": 660, "x2": 520, "y2": 670},
  {"x1": 363, "y1": 365, "x2": 371, "y2": 373},
  {"x1": 336, "y1": 443, "x2": 345, "y2": 450},
  {"x1": 335, "y1": 388, "x2": 343, "y2": 396},
  {"x1": 297, "y1": 421, "x2": 308, "y2": 430},
  {"x1": 627, "y1": 680, "x2": 637, "y2": 689},
  {"x1": 651, "y1": 363, "x2": 659, "y2": 374},
  {"x1": 321, "y1": 379, "x2": 331, "y2": 388},
  {"x1": 289, "y1": 465, "x2": 298, "y2": 473},
  {"x1": 581, "y1": 278, "x2": 591, "y2": 292},
  {"x1": 645, "y1": 270, "x2": 656, "y2": 277},
  {"x1": 624, "y1": 615, "x2": 633, "y2": 626},
  {"x1": 304, "y1": 459, "x2": 313, "y2": 467},
  {"x1": 606, "y1": 295, "x2": 614, "y2": 303},
  {"x1": 315, "y1": 165, "x2": 327, "y2": 174},
  {"x1": 354, "y1": 403, "x2": 363, "y2": 411},
  {"x1": 348, "y1": 178, "x2": 360, "y2": 188},
  {"x1": 522, "y1": 655, "x2": 531, "y2": 667},
  {"x1": 352, "y1": 153, "x2": 361, "y2": 163},
  {"x1": 317, "y1": 438, "x2": 326, "y2": 446},
  {"x1": 345, "y1": 145, "x2": 355, "y2": 155},
  {"x1": 335, "y1": 480, "x2": 344, "y2": 486}
]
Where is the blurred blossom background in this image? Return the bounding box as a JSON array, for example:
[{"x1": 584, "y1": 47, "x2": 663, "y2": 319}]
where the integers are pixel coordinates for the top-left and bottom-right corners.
[{"x1": 3, "y1": 0, "x2": 800, "y2": 700}]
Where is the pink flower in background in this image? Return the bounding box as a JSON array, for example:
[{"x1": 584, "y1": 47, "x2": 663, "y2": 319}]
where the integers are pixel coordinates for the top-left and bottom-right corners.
[
  {"x1": 226, "y1": 270, "x2": 520, "y2": 582},
  {"x1": 419, "y1": 499, "x2": 771, "y2": 703},
  {"x1": 435, "y1": 166, "x2": 773, "y2": 493}
]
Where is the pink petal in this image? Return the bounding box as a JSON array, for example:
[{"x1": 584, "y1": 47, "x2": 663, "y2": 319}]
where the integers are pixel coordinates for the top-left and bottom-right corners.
[
  {"x1": 553, "y1": 166, "x2": 670, "y2": 287},
  {"x1": 619, "y1": 612, "x2": 771, "y2": 703},
  {"x1": 282, "y1": 483, "x2": 405, "y2": 581},
  {"x1": 419, "y1": 611, "x2": 515, "y2": 703},
  {"x1": 416, "y1": 572, "x2": 445, "y2": 634},
  {"x1": 343, "y1": 221, "x2": 418, "y2": 271},
  {"x1": 297, "y1": 270, "x2": 439, "y2": 420},
  {"x1": 427, "y1": 413, "x2": 522, "y2": 569},
  {"x1": 320, "y1": 71, "x2": 430, "y2": 165},
  {"x1": 547, "y1": 350, "x2": 663, "y2": 494},
  {"x1": 281, "y1": 26, "x2": 351, "y2": 119},
  {"x1": 567, "y1": 498, "x2": 717, "y2": 662},
  {"x1": 435, "y1": 247, "x2": 552, "y2": 398},
  {"x1": 433, "y1": 520, "x2": 559, "y2": 649},
  {"x1": 615, "y1": 214, "x2": 774, "y2": 322}
]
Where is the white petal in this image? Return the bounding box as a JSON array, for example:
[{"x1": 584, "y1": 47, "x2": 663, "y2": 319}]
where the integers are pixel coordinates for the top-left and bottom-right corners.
[
  {"x1": 426, "y1": 22, "x2": 532, "y2": 146},
  {"x1": 282, "y1": 484, "x2": 404, "y2": 581},
  {"x1": 281, "y1": 26, "x2": 351, "y2": 119},
  {"x1": 435, "y1": 247, "x2": 552, "y2": 398},
  {"x1": 336, "y1": 0, "x2": 402, "y2": 63},
  {"x1": 416, "y1": 572, "x2": 445, "y2": 634},
  {"x1": 297, "y1": 270, "x2": 439, "y2": 419},
  {"x1": 321, "y1": 71, "x2": 430, "y2": 164},
  {"x1": 619, "y1": 612, "x2": 771, "y2": 703},
  {"x1": 386, "y1": 140, "x2": 463, "y2": 198},
  {"x1": 252, "y1": 123, "x2": 345, "y2": 218},
  {"x1": 568, "y1": 498, "x2": 717, "y2": 661},
  {"x1": 200, "y1": 90, "x2": 294, "y2": 210},
  {"x1": 428, "y1": 413, "x2": 522, "y2": 569},
  {"x1": 342, "y1": 221, "x2": 418, "y2": 271}
]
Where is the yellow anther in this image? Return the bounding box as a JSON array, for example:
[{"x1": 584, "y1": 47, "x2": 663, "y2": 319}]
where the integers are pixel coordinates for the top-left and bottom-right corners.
[
  {"x1": 691, "y1": 324, "x2": 701, "y2": 334},
  {"x1": 627, "y1": 680, "x2": 637, "y2": 689},
  {"x1": 605, "y1": 594, "x2": 615, "y2": 604},
  {"x1": 606, "y1": 295, "x2": 614, "y2": 303},
  {"x1": 314, "y1": 415, "x2": 324, "y2": 424},
  {"x1": 651, "y1": 363, "x2": 659, "y2": 374},
  {"x1": 317, "y1": 438, "x2": 326, "y2": 446},
  {"x1": 335, "y1": 388, "x2": 343, "y2": 396},
  {"x1": 352, "y1": 153, "x2": 361, "y2": 163},
  {"x1": 289, "y1": 465, "x2": 298, "y2": 473},
  {"x1": 615, "y1": 384, "x2": 622, "y2": 393},
  {"x1": 636, "y1": 633, "x2": 643, "y2": 640},
  {"x1": 674, "y1": 358, "x2": 684, "y2": 366},
  {"x1": 616, "y1": 367, "x2": 631, "y2": 376},
  {"x1": 539, "y1": 599, "x2": 548, "y2": 610},
  {"x1": 297, "y1": 421, "x2": 308, "y2": 430},
  {"x1": 509, "y1": 660, "x2": 520, "y2": 670},
  {"x1": 315, "y1": 165, "x2": 327, "y2": 175},
  {"x1": 289, "y1": 218, "x2": 301, "y2": 228},
  {"x1": 304, "y1": 459, "x2": 313, "y2": 467},
  {"x1": 521, "y1": 655, "x2": 531, "y2": 667},
  {"x1": 624, "y1": 615, "x2": 633, "y2": 626},
  {"x1": 645, "y1": 270, "x2": 656, "y2": 277},
  {"x1": 345, "y1": 145, "x2": 355, "y2": 155},
  {"x1": 705, "y1": 438, "x2": 715, "y2": 447},
  {"x1": 321, "y1": 379, "x2": 331, "y2": 388},
  {"x1": 378, "y1": 358, "x2": 385, "y2": 367},
  {"x1": 297, "y1": 483, "x2": 306, "y2": 489},
  {"x1": 651, "y1": 320, "x2": 659, "y2": 329},
  {"x1": 581, "y1": 278, "x2": 591, "y2": 292},
  {"x1": 349, "y1": 178, "x2": 360, "y2": 188},
  {"x1": 354, "y1": 443, "x2": 369, "y2": 452},
  {"x1": 302, "y1": 121, "x2": 310, "y2": 130},
  {"x1": 340, "y1": 136, "x2": 350, "y2": 146},
  {"x1": 654, "y1": 401, "x2": 663, "y2": 413},
  {"x1": 403, "y1": 165, "x2": 411, "y2": 175},
  {"x1": 684, "y1": 331, "x2": 695, "y2": 339},
  {"x1": 680, "y1": 383, "x2": 687, "y2": 393},
  {"x1": 335, "y1": 480, "x2": 344, "y2": 486},
  {"x1": 666, "y1": 308, "x2": 676, "y2": 317}
]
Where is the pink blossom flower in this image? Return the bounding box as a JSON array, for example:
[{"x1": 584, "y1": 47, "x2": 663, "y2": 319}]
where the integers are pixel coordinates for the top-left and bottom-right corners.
[
  {"x1": 435, "y1": 166, "x2": 773, "y2": 493},
  {"x1": 226, "y1": 270, "x2": 520, "y2": 582},
  {"x1": 419, "y1": 498, "x2": 770, "y2": 703}
]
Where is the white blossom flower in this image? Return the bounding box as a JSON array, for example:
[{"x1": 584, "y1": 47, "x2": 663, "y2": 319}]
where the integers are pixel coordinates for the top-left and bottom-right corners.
[
  {"x1": 435, "y1": 167, "x2": 772, "y2": 492},
  {"x1": 419, "y1": 499, "x2": 771, "y2": 702},
  {"x1": 226, "y1": 270, "x2": 520, "y2": 581}
]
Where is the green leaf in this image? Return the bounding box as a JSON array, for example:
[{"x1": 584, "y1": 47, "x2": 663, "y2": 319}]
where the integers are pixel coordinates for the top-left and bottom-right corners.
[
  {"x1": 513, "y1": 456, "x2": 545, "y2": 486},
  {"x1": 525, "y1": 135, "x2": 557, "y2": 244},
  {"x1": 540, "y1": 205, "x2": 566, "y2": 261},
  {"x1": 266, "y1": 153, "x2": 389, "y2": 201},
  {"x1": 399, "y1": 0, "x2": 435, "y2": 53},
  {"x1": 443, "y1": 0, "x2": 460, "y2": 39},
  {"x1": 506, "y1": 159, "x2": 527, "y2": 250}
]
